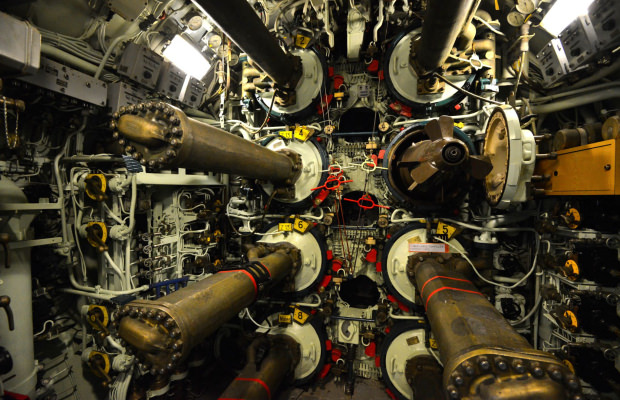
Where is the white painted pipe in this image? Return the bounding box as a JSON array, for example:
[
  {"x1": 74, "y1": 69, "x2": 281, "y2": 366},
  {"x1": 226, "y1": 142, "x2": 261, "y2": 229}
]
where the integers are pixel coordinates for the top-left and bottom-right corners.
[
  {"x1": 0, "y1": 179, "x2": 36, "y2": 398},
  {"x1": 531, "y1": 88, "x2": 620, "y2": 114},
  {"x1": 373, "y1": 0, "x2": 384, "y2": 43}
]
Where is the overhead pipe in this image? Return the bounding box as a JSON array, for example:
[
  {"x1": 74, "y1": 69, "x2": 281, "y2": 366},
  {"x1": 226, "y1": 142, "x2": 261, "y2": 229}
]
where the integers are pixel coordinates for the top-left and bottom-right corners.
[
  {"x1": 118, "y1": 246, "x2": 300, "y2": 374},
  {"x1": 411, "y1": 0, "x2": 478, "y2": 75},
  {"x1": 530, "y1": 88, "x2": 620, "y2": 114},
  {"x1": 112, "y1": 103, "x2": 300, "y2": 184},
  {"x1": 191, "y1": 0, "x2": 302, "y2": 89}
]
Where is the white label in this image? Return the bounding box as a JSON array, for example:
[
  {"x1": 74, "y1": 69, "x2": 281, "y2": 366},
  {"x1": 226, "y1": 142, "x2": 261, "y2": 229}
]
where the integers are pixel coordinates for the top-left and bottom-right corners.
[{"x1": 408, "y1": 243, "x2": 448, "y2": 253}]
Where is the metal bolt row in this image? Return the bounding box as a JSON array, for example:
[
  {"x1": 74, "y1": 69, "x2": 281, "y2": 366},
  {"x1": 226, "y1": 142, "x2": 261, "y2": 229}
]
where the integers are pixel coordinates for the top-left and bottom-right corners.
[
  {"x1": 114, "y1": 305, "x2": 185, "y2": 375},
  {"x1": 447, "y1": 355, "x2": 581, "y2": 399}
]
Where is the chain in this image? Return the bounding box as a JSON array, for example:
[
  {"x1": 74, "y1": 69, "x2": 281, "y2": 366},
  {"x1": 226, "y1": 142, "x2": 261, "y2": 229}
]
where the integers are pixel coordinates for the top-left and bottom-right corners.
[
  {"x1": 3, "y1": 96, "x2": 8, "y2": 146},
  {"x1": 2, "y1": 96, "x2": 19, "y2": 149}
]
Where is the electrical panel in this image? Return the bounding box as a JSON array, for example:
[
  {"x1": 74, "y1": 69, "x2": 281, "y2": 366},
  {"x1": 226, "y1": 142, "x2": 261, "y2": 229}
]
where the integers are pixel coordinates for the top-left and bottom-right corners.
[
  {"x1": 156, "y1": 62, "x2": 186, "y2": 100},
  {"x1": 117, "y1": 42, "x2": 164, "y2": 89},
  {"x1": 182, "y1": 76, "x2": 205, "y2": 108},
  {"x1": 107, "y1": 81, "x2": 147, "y2": 111},
  {"x1": 19, "y1": 57, "x2": 107, "y2": 106}
]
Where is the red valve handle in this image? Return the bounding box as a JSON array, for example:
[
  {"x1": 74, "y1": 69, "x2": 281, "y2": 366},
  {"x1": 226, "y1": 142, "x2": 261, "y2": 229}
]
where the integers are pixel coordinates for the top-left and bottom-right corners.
[
  {"x1": 311, "y1": 175, "x2": 353, "y2": 192},
  {"x1": 343, "y1": 194, "x2": 390, "y2": 210}
]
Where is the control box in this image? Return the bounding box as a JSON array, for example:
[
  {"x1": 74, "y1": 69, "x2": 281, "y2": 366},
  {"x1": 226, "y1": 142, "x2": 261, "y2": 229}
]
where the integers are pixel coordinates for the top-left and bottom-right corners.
[
  {"x1": 182, "y1": 77, "x2": 205, "y2": 109},
  {"x1": 117, "y1": 42, "x2": 164, "y2": 89},
  {"x1": 157, "y1": 62, "x2": 186, "y2": 100}
]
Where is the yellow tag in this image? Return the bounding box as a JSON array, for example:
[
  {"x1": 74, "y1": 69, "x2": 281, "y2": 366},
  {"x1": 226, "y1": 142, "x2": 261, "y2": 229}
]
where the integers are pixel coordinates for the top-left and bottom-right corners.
[
  {"x1": 407, "y1": 236, "x2": 422, "y2": 245},
  {"x1": 294, "y1": 126, "x2": 311, "y2": 141},
  {"x1": 334, "y1": 92, "x2": 345, "y2": 99},
  {"x1": 293, "y1": 218, "x2": 311, "y2": 233},
  {"x1": 295, "y1": 34, "x2": 311, "y2": 48},
  {"x1": 293, "y1": 308, "x2": 309, "y2": 325},
  {"x1": 278, "y1": 314, "x2": 292, "y2": 324},
  {"x1": 279, "y1": 130, "x2": 293, "y2": 139},
  {"x1": 494, "y1": 0, "x2": 499, "y2": 10},
  {"x1": 437, "y1": 222, "x2": 457, "y2": 240},
  {"x1": 429, "y1": 338, "x2": 438, "y2": 349},
  {"x1": 454, "y1": 122, "x2": 464, "y2": 129},
  {"x1": 279, "y1": 223, "x2": 293, "y2": 232}
]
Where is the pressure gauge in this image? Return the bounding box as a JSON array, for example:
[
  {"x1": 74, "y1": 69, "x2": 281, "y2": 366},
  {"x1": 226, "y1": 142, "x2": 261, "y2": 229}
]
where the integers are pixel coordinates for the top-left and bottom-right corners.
[
  {"x1": 515, "y1": 0, "x2": 539, "y2": 14},
  {"x1": 187, "y1": 15, "x2": 203, "y2": 31},
  {"x1": 507, "y1": 9, "x2": 527, "y2": 27},
  {"x1": 205, "y1": 32, "x2": 222, "y2": 49}
]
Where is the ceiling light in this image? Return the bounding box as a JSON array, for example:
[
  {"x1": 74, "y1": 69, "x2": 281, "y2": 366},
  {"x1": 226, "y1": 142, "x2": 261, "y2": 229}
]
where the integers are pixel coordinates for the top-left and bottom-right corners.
[
  {"x1": 541, "y1": 0, "x2": 595, "y2": 36},
  {"x1": 163, "y1": 35, "x2": 211, "y2": 80}
]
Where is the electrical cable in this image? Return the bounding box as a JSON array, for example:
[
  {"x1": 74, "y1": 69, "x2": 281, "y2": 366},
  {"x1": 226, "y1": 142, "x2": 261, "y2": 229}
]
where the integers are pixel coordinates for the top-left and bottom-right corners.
[
  {"x1": 433, "y1": 73, "x2": 504, "y2": 105},
  {"x1": 433, "y1": 234, "x2": 540, "y2": 290}
]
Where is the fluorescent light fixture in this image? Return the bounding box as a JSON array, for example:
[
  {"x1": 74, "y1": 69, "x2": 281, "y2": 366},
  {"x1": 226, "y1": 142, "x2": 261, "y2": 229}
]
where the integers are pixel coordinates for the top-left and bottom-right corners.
[
  {"x1": 163, "y1": 35, "x2": 211, "y2": 79},
  {"x1": 541, "y1": 0, "x2": 595, "y2": 36}
]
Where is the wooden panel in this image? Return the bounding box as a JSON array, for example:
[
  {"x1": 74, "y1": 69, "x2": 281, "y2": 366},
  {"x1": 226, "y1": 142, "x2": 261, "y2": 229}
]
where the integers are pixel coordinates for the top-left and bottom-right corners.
[{"x1": 535, "y1": 139, "x2": 619, "y2": 195}]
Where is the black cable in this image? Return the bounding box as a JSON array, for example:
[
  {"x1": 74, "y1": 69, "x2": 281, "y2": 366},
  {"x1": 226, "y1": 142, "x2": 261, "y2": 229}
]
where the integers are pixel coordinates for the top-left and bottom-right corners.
[{"x1": 433, "y1": 72, "x2": 503, "y2": 106}]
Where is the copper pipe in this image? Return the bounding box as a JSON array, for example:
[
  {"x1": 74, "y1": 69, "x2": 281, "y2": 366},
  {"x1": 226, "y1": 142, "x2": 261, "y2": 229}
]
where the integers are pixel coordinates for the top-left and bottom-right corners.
[
  {"x1": 407, "y1": 254, "x2": 581, "y2": 399},
  {"x1": 113, "y1": 103, "x2": 299, "y2": 184},
  {"x1": 218, "y1": 335, "x2": 300, "y2": 400},
  {"x1": 117, "y1": 248, "x2": 299, "y2": 374}
]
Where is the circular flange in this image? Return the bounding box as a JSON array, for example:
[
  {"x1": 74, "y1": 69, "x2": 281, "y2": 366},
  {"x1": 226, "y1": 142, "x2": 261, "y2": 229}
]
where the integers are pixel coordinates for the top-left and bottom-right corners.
[
  {"x1": 384, "y1": 30, "x2": 474, "y2": 110},
  {"x1": 259, "y1": 314, "x2": 326, "y2": 383},
  {"x1": 261, "y1": 138, "x2": 328, "y2": 206},
  {"x1": 483, "y1": 106, "x2": 535, "y2": 209},
  {"x1": 258, "y1": 224, "x2": 327, "y2": 295},
  {"x1": 380, "y1": 322, "x2": 428, "y2": 400},
  {"x1": 381, "y1": 225, "x2": 465, "y2": 308},
  {"x1": 382, "y1": 123, "x2": 476, "y2": 207},
  {"x1": 257, "y1": 48, "x2": 325, "y2": 119}
]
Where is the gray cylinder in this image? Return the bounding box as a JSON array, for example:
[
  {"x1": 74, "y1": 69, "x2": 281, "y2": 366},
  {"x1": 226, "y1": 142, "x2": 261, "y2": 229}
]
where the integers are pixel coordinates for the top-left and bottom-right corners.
[{"x1": 0, "y1": 178, "x2": 36, "y2": 398}]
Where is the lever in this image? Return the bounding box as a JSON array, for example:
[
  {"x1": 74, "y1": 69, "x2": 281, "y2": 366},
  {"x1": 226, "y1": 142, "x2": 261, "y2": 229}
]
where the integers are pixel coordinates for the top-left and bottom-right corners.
[
  {"x1": 86, "y1": 224, "x2": 108, "y2": 252},
  {"x1": 84, "y1": 175, "x2": 108, "y2": 202},
  {"x1": 0, "y1": 233, "x2": 9, "y2": 268},
  {"x1": 0, "y1": 296, "x2": 14, "y2": 331}
]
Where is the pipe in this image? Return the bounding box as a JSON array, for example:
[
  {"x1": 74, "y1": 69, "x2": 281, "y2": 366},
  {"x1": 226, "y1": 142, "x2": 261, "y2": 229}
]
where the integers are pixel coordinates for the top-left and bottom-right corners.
[
  {"x1": 113, "y1": 103, "x2": 299, "y2": 184},
  {"x1": 118, "y1": 247, "x2": 299, "y2": 374},
  {"x1": 219, "y1": 336, "x2": 299, "y2": 400},
  {"x1": 41, "y1": 43, "x2": 100, "y2": 76},
  {"x1": 408, "y1": 255, "x2": 581, "y2": 399},
  {"x1": 531, "y1": 88, "x2": 620, "y2": 114},
  {"x1": 530, "y1": 81, "x2": 620, "y2": 104},
  {"x1": 191, "y1": 0, "x2": 301, "y2": 88},
  {"x1": 373, "y1": 0, "x2": 385, "y2": 43},
  {"x1": 412, "y1": 0, "x2": 477, "y2": 75},
  {"x1": 556, "y1": 59, "x2": 620, "y2": 91}
]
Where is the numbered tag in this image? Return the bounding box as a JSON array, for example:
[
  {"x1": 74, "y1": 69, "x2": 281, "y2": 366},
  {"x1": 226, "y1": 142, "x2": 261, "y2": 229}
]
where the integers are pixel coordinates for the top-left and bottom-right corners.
[
  {"x1": 279, "y1": 130, "x2": 293, "y2": 139},
  {"x1": 279, "y1": 223, "x2": 293, "y2": 232},
  {"x1": 436, "y1": 221, "x2": 457, "y2": 240},
  {"x1": 295, "y1": 34, "x2": 311, "y2": 48},
  {"x1": 293, "y1": 308, "x2": 309, "y2": 325},
  {"x1": 278, "y1": 314, "x2": 292, "y2": 324},
  {"x1": 293, "y1": 218, "x2": 311, "y2": 233},
  {"x1": 294, "y1": 126, "x2": 311, "y2": 141},
  {"x1": 429, "y1": 338, "x2": 438, "y2": 349}
]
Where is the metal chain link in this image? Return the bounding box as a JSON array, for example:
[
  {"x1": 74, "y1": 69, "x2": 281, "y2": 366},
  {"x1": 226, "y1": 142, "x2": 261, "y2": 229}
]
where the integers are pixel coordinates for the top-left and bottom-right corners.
[{"x1": 2, "y1": 96, "x2": 19, "y2": 149}]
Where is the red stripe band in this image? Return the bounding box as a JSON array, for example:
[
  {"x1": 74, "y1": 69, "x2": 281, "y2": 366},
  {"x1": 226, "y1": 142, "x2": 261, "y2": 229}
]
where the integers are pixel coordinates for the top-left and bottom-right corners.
[
  {"x1": 425, "y1": 287, "x2": 484, "y2": 311},
  {"x1": 420, "y1": 275, "x2": 472, "y2": 299},
  {"x1": 235, "y1": 377, "x2": 272, "y2": 400},
  {"x1": 218, "y1": 270, "x2": 258, "y2": 296},
  {"x1": 258, "y1": 261, "x2": 271, "y2": 278}
]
